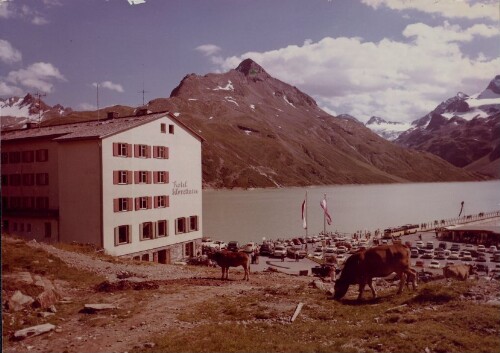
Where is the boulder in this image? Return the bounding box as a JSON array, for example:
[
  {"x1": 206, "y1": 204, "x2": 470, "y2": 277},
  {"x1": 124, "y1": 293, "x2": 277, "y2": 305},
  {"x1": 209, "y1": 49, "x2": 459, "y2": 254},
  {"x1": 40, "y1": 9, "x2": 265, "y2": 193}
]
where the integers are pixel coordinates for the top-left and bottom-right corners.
[
  {"x1": 14, "y1": 323, "x2": 55, "y2": 340},
  {"x1": 8, "y1": 291, "x2": 34, "y2": 311},
  {"x1": 33, "y1": 289, "x2": 60, "y2": 309}
]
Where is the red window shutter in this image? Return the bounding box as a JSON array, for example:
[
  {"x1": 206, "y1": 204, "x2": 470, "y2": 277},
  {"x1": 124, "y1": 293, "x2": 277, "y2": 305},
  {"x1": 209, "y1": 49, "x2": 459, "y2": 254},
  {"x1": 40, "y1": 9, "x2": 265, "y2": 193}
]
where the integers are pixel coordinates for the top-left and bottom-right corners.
[
  {"x1": 146, "y1": 145, "x2": 151, "y2": 158},
  {"x1": 113, "y1": 143, "x2": 119, "y2": 156},
  {"x1": 165, "y1": 147, "x2": 169, "y2": 159},
  {"x1": 134, "y1": 144, "x2": 140, "y2": 157},
  {"x1": 153, "y1": 171, "x2": 158, "y2": 183},
  {"x1": 113, "y1": 199, "x2": 119, "y2": 212},
  {"x1": 153, "y1": 146, "x2": 158, "y2": 158},
  {"x1": 127, "y1": 171, "x2": 132, "y2": 184},
  {"x1": 166, "y1": 171, "x2": 169, "y2": 184},
  {"x1": 128, "y1": 198, "x2": 133, "y2": 211},
  {"x1": 166, "y1": 196, "x2": 170, "y2": 207},
  {"x1": 134, "y1": 171, "x2": 139, "y2": 184},
  {"x1": 113, "y1": 171, "x2": 119, "y2": 184},
  {"x1": 147, "y1": 171, "x2": 152, "y2": 184},
  {"x1": 154, "y1": 196, "x2": 158, "y2": 208},
  {"x1": 135, "y1": 197, "x2": 140, "y2": 211},
  {"x1": 147, "y1": 196, "x2": 152, "y2": 209},
  {"x1": 127, "y1": 144, "x2": 132, "y2": 157},
  {"x1": 114, "y1": 227, "x2": 119, "y2": 245}
]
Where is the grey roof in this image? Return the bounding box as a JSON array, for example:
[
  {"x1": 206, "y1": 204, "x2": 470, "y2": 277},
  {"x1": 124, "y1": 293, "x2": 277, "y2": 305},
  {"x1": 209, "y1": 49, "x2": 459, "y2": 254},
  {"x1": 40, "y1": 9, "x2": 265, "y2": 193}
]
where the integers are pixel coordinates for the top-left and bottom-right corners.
[
  {"x1": 448, "y1": 225, "x2": 500, "y2": 235},
  {"x1": 1, "y1": 112, "x2": 203, "y2": 142}
]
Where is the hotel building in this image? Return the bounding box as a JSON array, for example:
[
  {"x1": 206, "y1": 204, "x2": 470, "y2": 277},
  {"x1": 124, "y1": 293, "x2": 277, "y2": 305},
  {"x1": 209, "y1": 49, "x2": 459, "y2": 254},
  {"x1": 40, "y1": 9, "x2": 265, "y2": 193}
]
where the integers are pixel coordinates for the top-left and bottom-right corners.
[{"x1": 1, "y1": 111, "x2": 203, "y2": 263}]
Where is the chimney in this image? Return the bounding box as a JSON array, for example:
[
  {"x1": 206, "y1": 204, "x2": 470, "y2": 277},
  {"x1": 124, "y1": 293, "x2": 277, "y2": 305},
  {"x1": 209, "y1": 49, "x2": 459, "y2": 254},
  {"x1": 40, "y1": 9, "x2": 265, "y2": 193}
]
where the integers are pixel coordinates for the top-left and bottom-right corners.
[
  {"x1": 107, "y1": 111, "x2": 118, "y2": 119},
  {"x1": 135, "y1": 108, "x2": 152, "y2": 116}
]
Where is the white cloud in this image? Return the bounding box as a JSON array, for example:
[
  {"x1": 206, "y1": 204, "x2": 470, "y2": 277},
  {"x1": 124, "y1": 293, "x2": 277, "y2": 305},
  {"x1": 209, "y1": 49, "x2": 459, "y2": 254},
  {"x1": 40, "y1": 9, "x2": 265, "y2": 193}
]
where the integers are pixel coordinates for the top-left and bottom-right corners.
[
  {"x1": 7, "y1": 62, "x2": 66, "y2": 93},
  {"x1": 361, "y1": 0, "x2": 498, "y2": 21},
  {"x1": 0, "y1": 81, "x2": 23, "y2": 96},
  {"x1": 92, "y1": 81, "x2": 124, "y2": 93},
  {"x1": 215, "y1": 22, "x2": 499, "y2": 123},
  {"x1": 0, "y1": 39, "x2": 22, "y2": 64},
  {"x1": 32, "y1": 15, "x2": 49, "y2": 25},
  {"x1": 0, "y1": 2, "x2": 50, "y2": 24},
  {"x1": 0, "y1": 2, "x2": 14, "y2": 19},
  {"x1": 195, "y1": 44, "x2": 222, "y2": 56}
]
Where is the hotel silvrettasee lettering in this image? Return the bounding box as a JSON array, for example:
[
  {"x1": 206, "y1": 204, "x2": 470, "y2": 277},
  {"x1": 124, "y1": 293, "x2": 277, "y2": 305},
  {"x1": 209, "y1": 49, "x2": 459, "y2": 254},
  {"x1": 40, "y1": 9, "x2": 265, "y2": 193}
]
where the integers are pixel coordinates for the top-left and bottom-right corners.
[{"x1": 172, "y1": 180, "x2": 199, "y2": 196}]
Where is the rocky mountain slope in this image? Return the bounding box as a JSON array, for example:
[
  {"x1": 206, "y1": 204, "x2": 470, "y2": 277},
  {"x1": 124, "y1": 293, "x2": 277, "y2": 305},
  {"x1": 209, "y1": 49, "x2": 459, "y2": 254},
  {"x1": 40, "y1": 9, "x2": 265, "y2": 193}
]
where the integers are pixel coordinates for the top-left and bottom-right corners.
[
  {"x1": 140, "y1": 59, "x2": 480, "y2": 188},
  {"x1": 396, "y1": 76, "x2": 500, "y2": 178},
  {"x1": 2, "y1": 59, "x2": 484, "y2": 188}
]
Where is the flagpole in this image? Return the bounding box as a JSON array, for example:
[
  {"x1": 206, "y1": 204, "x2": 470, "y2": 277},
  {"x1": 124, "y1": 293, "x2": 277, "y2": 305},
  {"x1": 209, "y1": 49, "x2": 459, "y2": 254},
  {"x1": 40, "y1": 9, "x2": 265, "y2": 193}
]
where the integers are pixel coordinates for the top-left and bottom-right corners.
[
  {"x1": 323, "y1": 193, "x2": 326, "y2": 234},
  {"x1": 305, "y1": 191, "x2": 308, "y2": 237}
]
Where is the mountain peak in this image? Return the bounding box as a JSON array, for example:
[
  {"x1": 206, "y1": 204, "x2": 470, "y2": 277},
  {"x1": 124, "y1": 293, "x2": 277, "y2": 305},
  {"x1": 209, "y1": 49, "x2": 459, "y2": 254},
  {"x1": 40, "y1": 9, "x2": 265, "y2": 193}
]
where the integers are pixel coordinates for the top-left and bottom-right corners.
[{"x1": 236, "y1": 59, "x2": 269, "y2": 78}]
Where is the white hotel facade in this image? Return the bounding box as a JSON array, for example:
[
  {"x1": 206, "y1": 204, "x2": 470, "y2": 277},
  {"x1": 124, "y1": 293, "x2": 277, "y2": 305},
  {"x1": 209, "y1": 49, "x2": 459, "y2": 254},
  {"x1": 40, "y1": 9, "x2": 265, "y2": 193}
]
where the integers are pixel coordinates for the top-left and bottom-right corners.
[{"x1": 1, "y1": 111, "x2": 204, "y2": 263}]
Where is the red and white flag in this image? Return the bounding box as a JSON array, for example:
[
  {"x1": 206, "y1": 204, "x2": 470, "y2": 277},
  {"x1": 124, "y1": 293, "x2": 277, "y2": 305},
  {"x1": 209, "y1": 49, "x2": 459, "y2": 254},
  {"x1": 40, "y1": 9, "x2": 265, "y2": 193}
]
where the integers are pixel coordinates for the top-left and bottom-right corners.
[
  {"x1": 320, "y1": 197, "x2": 332, "y2": 225},
  {"x1": 301, "y1": 199, "x2": 307, "y2": 229}
]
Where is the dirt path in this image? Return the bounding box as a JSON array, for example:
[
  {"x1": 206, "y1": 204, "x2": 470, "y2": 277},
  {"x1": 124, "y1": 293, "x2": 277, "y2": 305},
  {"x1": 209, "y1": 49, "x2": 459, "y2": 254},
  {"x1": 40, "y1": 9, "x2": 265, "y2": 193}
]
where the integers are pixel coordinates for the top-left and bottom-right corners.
[{"x1": 4, "y1": 239, "x2": 308, "y2": 353}]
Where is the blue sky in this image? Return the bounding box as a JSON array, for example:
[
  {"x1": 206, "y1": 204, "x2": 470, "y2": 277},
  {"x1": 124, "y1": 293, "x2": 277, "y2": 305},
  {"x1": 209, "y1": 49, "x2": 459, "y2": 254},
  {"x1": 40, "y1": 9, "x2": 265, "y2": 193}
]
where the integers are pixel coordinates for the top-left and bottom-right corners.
[{"x1": 1, "y1": 0, "x2": 498, "y2": 122}]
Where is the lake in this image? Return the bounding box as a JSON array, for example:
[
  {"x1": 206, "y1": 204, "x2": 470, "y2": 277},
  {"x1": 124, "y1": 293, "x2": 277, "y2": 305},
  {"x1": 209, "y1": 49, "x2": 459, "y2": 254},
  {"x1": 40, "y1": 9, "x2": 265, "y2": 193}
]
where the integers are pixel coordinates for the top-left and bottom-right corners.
[{"x1": 202, "y1": 181, "x2": 500, "y2": 244}]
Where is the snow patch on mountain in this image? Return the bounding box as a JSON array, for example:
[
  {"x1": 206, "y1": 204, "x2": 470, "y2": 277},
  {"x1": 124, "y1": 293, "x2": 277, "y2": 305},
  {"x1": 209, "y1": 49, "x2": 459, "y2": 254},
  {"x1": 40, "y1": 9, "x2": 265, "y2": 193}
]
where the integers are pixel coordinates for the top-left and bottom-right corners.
[
  {"x1": 365, "y1": 116, "x2": 412, "y2": 141},
  {"x1": 213, "y1": 80, "x2": 234, "y2": 91}
]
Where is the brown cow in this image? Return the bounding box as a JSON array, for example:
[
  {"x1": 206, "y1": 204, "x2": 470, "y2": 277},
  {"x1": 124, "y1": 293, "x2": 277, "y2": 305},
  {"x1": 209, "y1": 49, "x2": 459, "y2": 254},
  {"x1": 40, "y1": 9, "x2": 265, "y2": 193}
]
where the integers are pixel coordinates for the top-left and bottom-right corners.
[
  {"x1": 208, "y1": 250, "x2": 250, "y2": 281},
  {"x1": 334, "y1": 244, "x2": 417, "y2": 301},
  {"x1": 443, "y1": 264, "x2": 474, "y2": 281}
]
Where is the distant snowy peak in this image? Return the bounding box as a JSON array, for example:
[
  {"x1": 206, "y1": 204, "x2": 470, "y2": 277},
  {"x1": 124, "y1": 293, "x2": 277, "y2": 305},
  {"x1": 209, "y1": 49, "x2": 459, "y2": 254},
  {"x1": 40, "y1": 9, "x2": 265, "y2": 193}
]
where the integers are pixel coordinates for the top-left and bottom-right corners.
[
  {"x1": 477, "y1": 75, "x2": 500, "y2": 99},
  {"x1": 365, "y1": 116, "x2": 411, "y2": 141},
  {"x1": 0, "y1": 94, "x2": 71, "y2": 129}
]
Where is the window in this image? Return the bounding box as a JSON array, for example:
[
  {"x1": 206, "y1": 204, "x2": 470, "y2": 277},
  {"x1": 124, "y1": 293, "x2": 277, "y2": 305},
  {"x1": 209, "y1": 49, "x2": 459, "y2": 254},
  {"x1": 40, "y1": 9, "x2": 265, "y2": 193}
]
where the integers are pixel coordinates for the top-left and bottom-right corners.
[
  {"x1": 161, "y1": 123, "x2": 166, "y2": 133},
  {"x1": 135, "y1": 196, "x2": 151, "y2": 210},
  {"x1": 22, "y1": 151, "x2": 35, "y2": 163},
  {"x1": 154, "y1": 195, "x2": 168, "y2": 208},
  {"x1": 113, "y1": 170, "x2": 131, "y2": 185},
  {"x1": 189, "y1": 216, "x2": 199, "y2": 231},
  {"x1": 36, "y1": 197, "x2": 49, "y2": 209},
  {"x1": 22, "y1": 197, "x2": 35, "y2": 209},
  {"x1": 44, "y1": 222, "x2": 52, "y2": 238},
  {"x1": 114, "y1": 197, "x2": 132, "y2": 212},
  {"x1": 9, "y1": 174, "x2": 21, "y2": 186},
  {"x1": 154, "y1": 171, "x2": 169, "y2": 184},
  {"x1": 36, "y1": 173, "x2": 49, "y2": 186},
  {"x1": 169, "y1": 124, "x2": 174, "y2": 134},
  {"x1": 35, "y1": 149, "x2": 48, "y2": 162},
  {"x1": 157, "y1": 220, "x2": 167, "y2": 237},
  {"x1": 9, "y1": 152, "x2": 21, "y2": 164},
  {"x1": 1, "y1": 175, "x2": 8, "y2": 186},
  {"x1": 10, "y1": 197, "x2": 21, "y2": 209},
  {"x1": 23, "y1": 173, "x2": 35, "y2": 186},
  {"x1": 134, "y1": 144, "x2": 150, "y2": 158},
  {"x1": 175, "y1": 217, "x2": 186, "y2": 234},
  {"x1": 1, "y1": 152, "x2": 8, "y2": 164},
  {"x1": 135, "y1": 171, "x2": 151, "y2": 184},
  {"x1": 114, "y1": 225, "x2": 130, "y2": 245},
  {"x1": 140, "y1": 222, "x2": 154, "y2": 240},
  {"x1": 185, "y1": 242, "x2": 194, "y2": 257},
  {"x1": 153, "y1": 146, "x2": 169, "y2": 159},
  {"x1": 113, "y1": 142, "x2": 131, "y2": 157}
]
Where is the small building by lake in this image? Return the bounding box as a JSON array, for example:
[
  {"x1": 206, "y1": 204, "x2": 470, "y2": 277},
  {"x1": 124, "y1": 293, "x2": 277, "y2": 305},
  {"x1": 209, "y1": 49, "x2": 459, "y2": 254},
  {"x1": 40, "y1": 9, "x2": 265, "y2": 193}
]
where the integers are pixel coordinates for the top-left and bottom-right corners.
[{"x1": 437, "y1": 224, "x2": 500, "y2": 247}]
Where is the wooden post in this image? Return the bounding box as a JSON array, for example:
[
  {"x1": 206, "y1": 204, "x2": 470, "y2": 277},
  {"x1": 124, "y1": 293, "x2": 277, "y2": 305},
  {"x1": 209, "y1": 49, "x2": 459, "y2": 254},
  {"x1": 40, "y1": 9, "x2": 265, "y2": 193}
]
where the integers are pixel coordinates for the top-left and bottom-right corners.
[{"x1": 290, "y1": 302, "x2": 304, "y2": 322}]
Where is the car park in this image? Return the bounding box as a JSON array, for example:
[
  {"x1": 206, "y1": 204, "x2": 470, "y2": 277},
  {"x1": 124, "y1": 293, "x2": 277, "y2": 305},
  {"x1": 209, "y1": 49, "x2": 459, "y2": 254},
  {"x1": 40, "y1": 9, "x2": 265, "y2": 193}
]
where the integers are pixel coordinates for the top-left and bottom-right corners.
[
  {"x1": 434, "y1": 252, "x2": 446, "y2": 260},
  {"x1": 411, "y1": 249, "x2": 419, "y2": 258},
  {"x1": 415, "y1": 260, "x2": 424, "y2": 267},
  {"x1": 242, "y1": 242, "x2": 257, "y2": 253},
  {"x1": 287, "y1": 246, "x2": 307, "y2": 259},
  {"x1": 476, "y1": 245, "x2": 486, "y2": 253},
  {"x1": 438, "y1": 242, "x2": 447, "y2": 250},
  {"x1": 336, "y1": 246, "x2": 348, "y2": 254},
  {"x1": 421, "y1": 250, "x2": 434, "y2": 259},
  {"x1": 461, "y1": 251, "x2": 473, "y2": 261},
  {"x1": 415, "y1": 240, "x2": 424, "y2": 248},
  {"x1": 426, "y1": 241, "x2": 434, "y2": 250},
  {"x1": 488, "y1": 246, "x2": 498, "y2": 253},
  {"x1": 448, "y1": 252, "x2": 459, "y2": 260},
  {"x1": 476, "y1": 255, "x2": 487, "y2": 262}
]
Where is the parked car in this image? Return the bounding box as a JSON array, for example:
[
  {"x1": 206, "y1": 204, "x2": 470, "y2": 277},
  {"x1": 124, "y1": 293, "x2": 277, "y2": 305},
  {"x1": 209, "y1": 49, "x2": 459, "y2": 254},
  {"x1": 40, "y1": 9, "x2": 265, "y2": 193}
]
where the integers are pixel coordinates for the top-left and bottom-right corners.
[
  {"x1": 410, "y1": 249, "x2": 419, "y2": 258},
  {"x1": 336, "y1": 253, "x2": 347, "y2": 264},
  {"x1": 242, "y1": 242, "x2": 257, "y2": 253},
  {"x1": 336, "y1": 246, "x2": 348, "y2": 254},
  {"x1": 488, "y1": 246, "x2": 498, "y2": 253},
  {"x1": 434, "y1": 252, "x2": 446, "y2": 260},
  {"x1": 474, "y1": 263, "x2": 489, "y2": 273},
  {"x1": 438, "y1": 242, "x2": 447, "y2": 250},
  {"x1": 227, "y1": 241, "x2": 240, "y2": 252},
  {"x1": 421, "y1": 250, "x2": 434, "y2": 259},
  {"x1": 259, "y1": 243, "x2": 273, "y2": 256},
  {"x1": 429, "y1": 260, "x2": 441, "y2": 269},
  {"x1": 208, "y1": 240, "x2": 227, "y2": 250},
  {"x1": 201, "y1": 237, "x2": 214, "y2": 247},
  {"x1": 324, "y1": 247, "x2": 337, "y2": 259},
  {"x1": 273, "y1": 245, "x2": 287, "y2": 258},
  {"x1": 292, "y1": 238, "x2": 302, "y2": 246},
  {"x1": 426, "y1": 241, "x2": 434, "y2": 250},
  {"x1": 287, "y1": 246, "x2": 307, "y2": 259},
  {"x1": 415, "y1": 240, "x2": 424, "y2": 248},
  {"x1": 461, "y1": 251, "x2": 473, "y2": 261},
  {"x1": 450, "y1": 243, "x2": 461, "y2": 252},
  {"x1": 447, "y1": 252, "x2": 459, "y2": 260},
  {"x1": 415, "y1": 260, "x2": 424, "y2": 267},
  {"x1": 491, "y1": 254, "x2": 500, "y2": 263},
  {"x1": 476, "y1": 245, "x2": 486, "y2": 253},
  {"x1": 476, "y1": 255, "x2": 487, "y2": 262}
]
